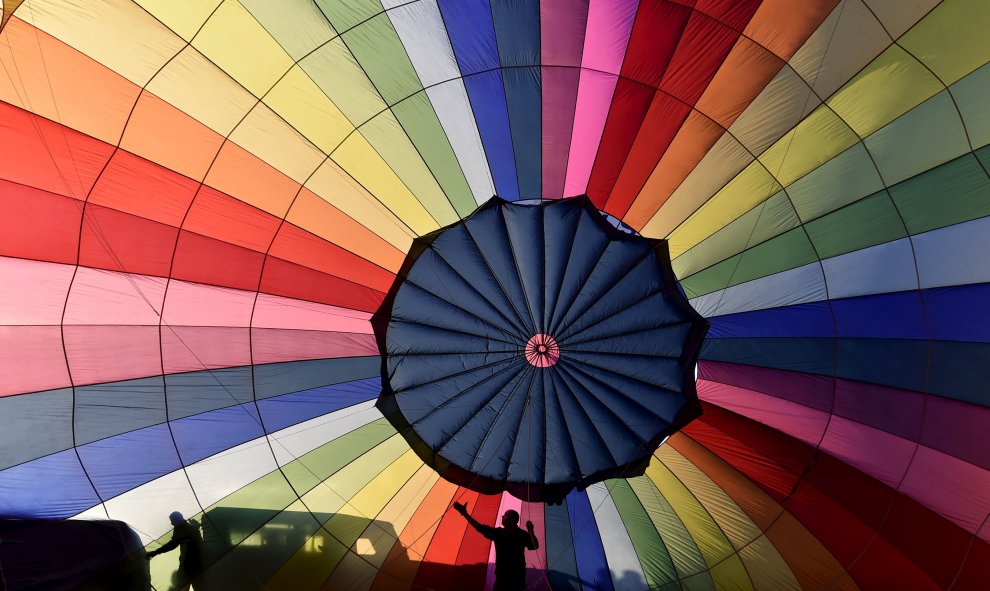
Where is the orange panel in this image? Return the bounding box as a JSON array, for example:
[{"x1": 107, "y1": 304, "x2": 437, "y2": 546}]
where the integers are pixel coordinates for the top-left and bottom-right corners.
[
  {"x1": 0, "y1": 18, "x2": 138, "y2": 144},
  {"x1": 204, "y1": 139, "x2": 300, "y2": 218},
  {"x1": 121, "y1": 91, "x2": 225, "y2": 181},
  {"x1": 286, "y1": 189, "x2": 406, "y2": 272}
]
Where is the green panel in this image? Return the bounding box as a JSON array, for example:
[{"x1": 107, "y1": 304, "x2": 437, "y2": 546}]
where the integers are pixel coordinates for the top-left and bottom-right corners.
[
  {"x1": 673, "y1": 192, "x2": 799, "y2": 279},
  {"x1": 864, "y1": 90, "x2": 970, "y2": 186},
  {"x1": 607, "y1": 479, "x2": 679, "y2": 589},
  {"x1": 787, "y1": 142, "x2": 885, "y2": 221},
  {"x1": 316, "y1": 0, "x2": 382, "y2": 32},
  {"x1": 889, "y1": 152, "x2": 990, "y2": 234},
  {"x1": 629, "y1": 475, "x2": 715, "y2": 591},
  {"x1": 950, "y1": 61, "x2": 990, "y2": 150},
  {"x1": 805, "y1": 192, "x2": 907, "y2": 259},
  {"x1": 731, "y1": 228, "x2": 818, "y2": 286},
  {"x1": 680, "y1": 254, "x2": 741, "y2": 299},
  {"x1": 281, "y1": 419, "x2": 397, "y2": 494},
  {"x1": 340, "y1": 13, "x2": 421, "y2": 104},
  {"x1": 393, "y1": 94, "x2": 476, "y2": 216}
]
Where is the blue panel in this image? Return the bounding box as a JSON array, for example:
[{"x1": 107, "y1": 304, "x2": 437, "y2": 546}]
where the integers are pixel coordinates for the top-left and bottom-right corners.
[
  {"x1": 501, "y1": 67, "x2": 542, "y2": 199},
  {"x1": 701, "y1": 338, "x2": 834, "y2": 376},
  {"x1": 0, "y1": 450, "x2": 101, "y2": 518},
  {"x1": 462, "y1": 73, "x2": 519, "y2": 199},
  {"x1": 440, "y1": 0, "x2": 519, "y2": 199},
  {"x1": 925, "y1": 283, "x2": 990, "y2": 342},
  {"x1": 837, "y1": 339, "x2": 928, "y2": 393},
  {"x1": 708, "y1": 302, "x2": 834, "y2": 339},
  {"x1": 567, "y1": 490, "x2": 615, "y2": 591},
  {"x1": 545, "y1": 501, "x2": 581, "y2": 591},
  {"x1": 77, "y1": 424, "x2": 181, "y2": 499},
  {"x1": 490, "y1": 0, "x2": 541, "y2": 197},
  {"x1": 832, "y1": 291, "x2": 927, "y2": 339},
  {"x1": 170, "y1": 404, "x2": 265, "y2": 465},
  {"x1": 257, "y1": 378, "x2": 380, "y2": 433},
  {"x1": 929, "y1": 340, "x2": 990, "y2": 407}
]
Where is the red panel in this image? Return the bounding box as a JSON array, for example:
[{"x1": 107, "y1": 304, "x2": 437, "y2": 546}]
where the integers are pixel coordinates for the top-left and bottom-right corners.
[
  {"x1": 88, "y1": 149, "x2": 199, "y2": 227},
  {"x1": 78, "y1": 204, "x2": 178, "y2": 277},
  {"x1": 259, "y1": 257, "x2": 385, "y2": 312},
  {"x1": 585, "y1": 1, "x2": 692, "y2": 206},
  {"x1": 454, "y1": 493, "x2": 501, "y2": 569},
  {"x1": 414, "y1": 489, "x2": 480, "y2": 591},
  {"x1": 953, "y1": 537, "x2": 990, "y2": 591},
  {"x1": 268, "y1": 223, "x2": 396, "y2": 293},
  {"x1": 585, "y1": 80, "x2": 655, "y2": 207},
  {"x1": 0, "y1": 178, "x2": 81, "y2": 264},
  {"x1": 603, "y1": 96, "x2": 690, "y2": 217},
  {"x1": 183, "y1": 185, "x2": 281, "y2": 252},
  {"x1": 171, "y1": 230, "x2": 265, "y2": 292},
  {"x1": 0, "y1": 101, "x2": 114, "y2": 200},
  {"x1": 694, "y1": 0, "x2": 763, "y2": 31},
  {"x1": 606, "y1": 9, "x2": 753, "y2": 217}
]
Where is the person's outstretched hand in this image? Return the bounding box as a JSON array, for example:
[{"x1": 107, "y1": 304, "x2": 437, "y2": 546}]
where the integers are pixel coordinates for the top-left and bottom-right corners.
[
  {"x1": 526, "y1": 521, "x2": 534, "y2": 531},
  {"x1": 453, "y1": 501, "x2": 468, "y2": 515}
]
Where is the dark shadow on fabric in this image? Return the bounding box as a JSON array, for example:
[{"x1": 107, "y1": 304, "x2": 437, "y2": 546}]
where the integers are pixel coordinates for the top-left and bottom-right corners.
[{"x1": 0, "y1": 518, "x2": 150, "y2": 590}]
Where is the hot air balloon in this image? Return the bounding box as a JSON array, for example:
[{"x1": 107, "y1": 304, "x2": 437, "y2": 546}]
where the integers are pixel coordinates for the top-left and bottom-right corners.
[{"x1": 0, "y1": 1, "x2": 988, "y2": 590}]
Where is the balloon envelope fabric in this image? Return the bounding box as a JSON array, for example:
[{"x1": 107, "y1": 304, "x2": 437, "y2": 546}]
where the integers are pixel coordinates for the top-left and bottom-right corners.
[
  {"x1": 0, "y1": 0, "x2": 988, "y2": 590},
  {"x1": 373, "y1": 196, "x2": 708, "y2": 503}
]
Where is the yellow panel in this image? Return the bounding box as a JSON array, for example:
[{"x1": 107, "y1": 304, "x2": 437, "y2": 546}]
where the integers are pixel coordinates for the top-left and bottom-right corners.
[
  {"x1": 324, "y1": 465, "x2": 439, "y2": 591},
  {"x1": 333, "y1": 134, "x2": 441, "y2": 237},
  {"x1": 302, "y1": 160, "x2": 416, "y2": 252},
  {"x1": 265, "y1": 65, "x2": 355, "y2": 153},
  {"x1": 900, "y1": 0, "x2": 990, "y2": 85},
  {"x1": 299, "y1": 435, "x2": 409, "y2": 517},
  {"x1": 301, "y1": 37, "x2": 388, "y2": 126},
  {"x1": 826, "y1": 44, "x2": 942, "y2": 138},
  {"x1": 645, "y1": 460, "x2": 753, "y2": 588},
  {"x1": 660, "y1": 446, "x2": 800, "y2": 591},
  {"x1": 758, "y1": 107, "x2": 859, "y2": 187},
  {"x1": 270, "y1": 449, "x2": 421, "y2": 590},
  {"x1": 665, "y1": 163, "x2": 781, "y2": 258},
  {"x1": 192, "y1": 0, "x2": 293, "y2": 97},
  {"x1": 19, "y1": 0, "x2": 183, "y2": 85},
  {"x1": 134, "y1": 0, "x2": 221, "y2": 41},
  {"x1": 229, "y1": 102, "x2": 325, "y2": 184},
  {"x1": 147, "y1": 45, "x2": 256, "y2": 137}
]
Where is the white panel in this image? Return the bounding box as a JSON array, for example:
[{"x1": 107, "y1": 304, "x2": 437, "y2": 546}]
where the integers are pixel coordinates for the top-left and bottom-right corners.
[
  {"x1": 914, "y1": 216, "x2": 990, "y2": 288},
  {"x1": 389, "y1": 1, "x2": 495, "y2": 203},
  {"x1": 270, "y1": 400, "x2": 381, "y2": 466},
  {"x1": 691, "y1": 263, "x2": 827, "y2": 317},
  {"x1": 821, "y1": 238, "x2": 918, "y2": 298},
  {"x1": 95, "y1": 470, "x2": 202, "y2": 544},
  {"x1": 585, "y1": 482, "x2": 648, "y2": 591},
  {"x1": 184, "y1": 437, "x2": 279, "y2": 509}
]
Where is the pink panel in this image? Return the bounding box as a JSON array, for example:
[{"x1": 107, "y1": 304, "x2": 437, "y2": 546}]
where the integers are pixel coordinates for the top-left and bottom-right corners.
[
  {"x1": 63, "y1": 325, "x2": 161, "y2": 385},
  {"x1": 562, "y1": 0, "x2": 639, "y2": 195},
  {"x1": 63, "y1": 267, "x2": 166, "y2": 325},
  {"x1": 900, "y1": 447, "x2": 990, "y2": 540},
  {"x1": 162, "y1": 280, "x2": 255, "y2": 328},
  {"x1": 161, "y1": 326, "x2": 251, "y2": 374},
  {"x1": 0, "y1": 326, "x2": 70, "y2": 396},
  {"x1": 250, "y1": 329, "x2": 377, "y2": 365},
  {"x1": 833, "y1": 378, "x2": 924, "y2": 442},
  {"x1": 520, "y1": 499, "x2": 549, "y2": 591},
  {"x1": 819, "y1": 416, "x2": 916, "y2": 488},
  {"x1": 252, "y1": 293, "x2": 373, "y2": 333},
  {"x1": 563, "y1": 70, "x2": 622, "y2": 196},
  {"x1": 486, "y1": 494, "x2": 525, "y2": 591},
  {"x1": 697, "y1": 379, "x2": 829, "y2": 446},
  {"x1": 0, "y1": 256, "x2": 74, "y2": 325},
  {"x1": 920, "y1": 397, "x2": 990, "y2": 471}
]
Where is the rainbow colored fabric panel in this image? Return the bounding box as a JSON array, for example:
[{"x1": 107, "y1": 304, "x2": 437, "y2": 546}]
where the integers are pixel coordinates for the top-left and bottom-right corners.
[{"x1": 0, "y1": 0, "x2": 988, "y2": 589}]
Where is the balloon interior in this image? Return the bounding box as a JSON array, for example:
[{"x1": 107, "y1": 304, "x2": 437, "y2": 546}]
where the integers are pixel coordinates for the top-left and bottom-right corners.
[
  {"x1": 373, "y1": 196, "x2": 708, "y2": 504},
  {"x1": 0, "y1": 1, "x2": 988, "y2": 590}
]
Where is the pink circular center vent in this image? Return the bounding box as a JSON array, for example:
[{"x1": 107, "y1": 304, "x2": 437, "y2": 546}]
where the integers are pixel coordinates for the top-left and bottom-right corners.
[{"x1": 525, "y1": 333, "x2": 560, "y2": 368}]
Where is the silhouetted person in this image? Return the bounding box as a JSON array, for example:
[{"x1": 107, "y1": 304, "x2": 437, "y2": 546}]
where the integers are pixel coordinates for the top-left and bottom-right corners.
[
  {"x1": 453, "y1": 502, "x2": 538, "y2": 591},
  {"x1": 146, "y1": 511, "x2": 203, "y2": 591}
]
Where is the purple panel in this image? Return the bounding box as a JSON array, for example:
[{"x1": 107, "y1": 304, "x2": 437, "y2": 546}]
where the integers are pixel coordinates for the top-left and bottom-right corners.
[
  {"x1": 698, "y1": 360, "x2": 833, "y2": 412},
  {"x1": 832, "y1": 379, "x2": 925, "y2": 442},
  {"x1": 921, "y1": 397, "x2": 990, "y2": 471}
]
